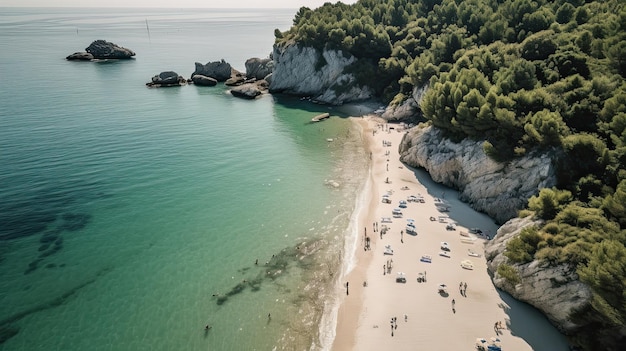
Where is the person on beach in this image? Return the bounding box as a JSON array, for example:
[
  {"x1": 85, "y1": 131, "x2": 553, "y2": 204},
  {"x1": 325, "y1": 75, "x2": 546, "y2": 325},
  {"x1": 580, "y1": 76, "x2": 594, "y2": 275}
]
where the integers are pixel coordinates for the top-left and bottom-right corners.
[{"x1": 383, "y1": 264, "x2": 386, "y2": 275}]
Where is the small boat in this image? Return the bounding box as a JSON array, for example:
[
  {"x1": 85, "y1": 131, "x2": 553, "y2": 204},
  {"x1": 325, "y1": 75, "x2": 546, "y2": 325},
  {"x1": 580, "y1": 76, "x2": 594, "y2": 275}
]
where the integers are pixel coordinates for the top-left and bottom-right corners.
[
  {"x1": 382, "y1": 195, "x2": 392, "y2": 204},
  {"x1": 440, "y1": 242, "x2": 450, "y2": 251},
  {"x1": 311, "y1": 112, "x2": 330, "y2": 122},
  {"x1": 439, "y1": 251, "x2": 451, "y2": 258},
  {"x1": 438, "y1": 284, "x2": 447, "y2": 294},
  {"x1": 461, "y1": 238, "x2": 475, "y2": 244},
  {"x1": 381, "y1": 217, "x2": 392, "y2": 223},
  {"x1": 398, "y1": 200, "x2": 407, "y2": 208},
  {"x1": 392, "y1": 208, "x2": 403, "y2": 218},
  {"x1": 407, "y1": 195, "x2": 418, "y2": 203},
  {"x1": 459, "y1": 231, "x2": 470, "y2": 237},
  {"x1": 446, "y1": 223, "x2": 456, "y2": 231},
  {"x1": 406, "y1": 225, "x2": 417, "y2": 235},
  {"x1": 420, "y1": 255, "x2": 432, "y2": 263}
]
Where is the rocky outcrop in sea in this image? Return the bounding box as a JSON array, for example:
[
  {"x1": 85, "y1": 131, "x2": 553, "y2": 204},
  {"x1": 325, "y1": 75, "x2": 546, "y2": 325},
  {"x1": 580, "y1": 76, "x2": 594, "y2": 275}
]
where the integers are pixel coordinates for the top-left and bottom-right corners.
[
  {"x1": 398, "y1": 125, "x2": 557, "y2": 224},
  {"x1": 146, "y1": 71, "x2": 187, "y2": 87},
  {"x1": 245, "y1": 57, "x2": 273, "y2": 81},
  {"x1": 230, "y1": 80, "x2": 269, "y2": 100},
  {"x1": 66, "y1": 40, "x2": 135, "y2": 60},
  {"x1": 269, "y1": 43, "x2": 373, "y2": 104},
  {"x1": 191, "y1": 59, "x2": 241, "y2": 82}
]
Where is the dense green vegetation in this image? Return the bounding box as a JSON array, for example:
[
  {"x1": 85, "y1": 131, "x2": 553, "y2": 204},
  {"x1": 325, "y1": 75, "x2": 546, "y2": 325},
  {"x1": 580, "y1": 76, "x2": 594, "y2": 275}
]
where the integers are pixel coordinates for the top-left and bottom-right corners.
[{"x1": 277, "y1": 0, "x2": 626, "y2": 349}]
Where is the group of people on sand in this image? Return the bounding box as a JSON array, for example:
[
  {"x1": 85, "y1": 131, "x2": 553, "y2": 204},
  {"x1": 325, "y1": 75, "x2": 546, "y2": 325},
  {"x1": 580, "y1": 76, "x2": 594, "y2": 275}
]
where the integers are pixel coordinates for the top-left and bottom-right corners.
[
  {"x1": 459, "y1": 281, "x2": 468, "y2": 296},
  {"x1": 494, "y1": 321, "x2": 505, "y2": 333}
]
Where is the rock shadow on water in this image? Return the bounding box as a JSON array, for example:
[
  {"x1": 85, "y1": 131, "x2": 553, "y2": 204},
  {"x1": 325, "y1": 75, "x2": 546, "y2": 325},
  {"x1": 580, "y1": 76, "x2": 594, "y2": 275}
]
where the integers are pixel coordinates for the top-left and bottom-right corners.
[
  {"x1": 24, "y1": 212, "x2": 90, "y2": 274},
  {"x1": 0, "y1": 267, "x2": 112, "y2": 345}
]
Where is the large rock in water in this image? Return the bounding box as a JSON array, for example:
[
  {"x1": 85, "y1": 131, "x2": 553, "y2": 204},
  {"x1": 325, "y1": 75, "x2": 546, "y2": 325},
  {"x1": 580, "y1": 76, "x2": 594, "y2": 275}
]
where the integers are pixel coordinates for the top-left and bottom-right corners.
[
  {"x1": 191, "y1": 74, "x2": 218, "y2": 86},
  {"x1": 245, "y1": 57, "x2": 273, "y2": 80},
  {"x1": 66, "y1": 52, "x2": 94, "y2": 61},
  {"x1": 399, "y1": 125, "x2": 557, "y2": 223},
  {"x1": 230, "y1": 80, "x2": 268, "y2": 99},
  {"x1": 269, "y1": 43, "x2": 373, "y2": 104},
  {"x1": 85, "y1": 40, "x2": 135, "y2": 59},
  {"x1": 146, "y1": 71, "x2": 186, "y2": 87},
  {"x1": 192, "y1": 60, "x2": 240, "y2": 82}
]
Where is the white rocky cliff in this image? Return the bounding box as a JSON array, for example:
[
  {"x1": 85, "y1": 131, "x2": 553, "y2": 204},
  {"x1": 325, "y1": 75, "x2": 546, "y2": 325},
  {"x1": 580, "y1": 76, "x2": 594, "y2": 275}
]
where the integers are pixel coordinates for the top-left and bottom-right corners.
[
  {"x1": 399, "y1": 125, "x2": 557, "y2": 224},
  {"x1": 485, "y1": 217, "x2": 592, "y2": 333},
  {"x1": 269, "y1": 43, "x2": 373, "y2": 104}
]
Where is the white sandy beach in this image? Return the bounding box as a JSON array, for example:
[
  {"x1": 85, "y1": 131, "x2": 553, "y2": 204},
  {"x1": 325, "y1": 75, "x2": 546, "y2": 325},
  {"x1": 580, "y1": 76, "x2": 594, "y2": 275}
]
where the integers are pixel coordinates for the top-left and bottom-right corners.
[{"x1": 330, "y1": 116, "x2": 536, "y2": 351}]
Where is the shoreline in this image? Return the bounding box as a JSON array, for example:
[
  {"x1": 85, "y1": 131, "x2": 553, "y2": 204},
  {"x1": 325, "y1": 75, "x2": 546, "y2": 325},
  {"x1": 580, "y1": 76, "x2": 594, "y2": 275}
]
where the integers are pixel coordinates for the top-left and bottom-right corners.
[{"x1": 327, "y1": 116, "x2": 563, "y2": 350}]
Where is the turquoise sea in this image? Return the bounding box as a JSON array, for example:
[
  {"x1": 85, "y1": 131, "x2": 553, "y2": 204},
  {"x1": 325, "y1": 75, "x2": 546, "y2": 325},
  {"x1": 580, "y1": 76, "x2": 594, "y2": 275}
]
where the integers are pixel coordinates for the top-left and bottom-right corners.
[
  {"x1": 0, "y1": 7, "x2": 570, "y2": 351},
  {"x1": 0, "y1": 7, "x2": 368, "y2": 350}
]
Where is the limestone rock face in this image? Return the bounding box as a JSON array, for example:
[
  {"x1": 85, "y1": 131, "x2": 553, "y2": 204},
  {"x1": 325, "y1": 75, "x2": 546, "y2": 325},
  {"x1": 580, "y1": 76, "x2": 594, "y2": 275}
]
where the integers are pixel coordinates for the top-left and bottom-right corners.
[
  {"x1": 192, "y1": 60, "x2": 239, "y2": 82},
  {"x1": 381, "y1": 85, "x2": 428, "y2": 121},
  {"x1": 399, "y1": 125, "x2": 557, "y2": 223},
  {"x1": 245, "y1": 57, "x2": 273, "y2": 80},
  {"x1": 269, "y1": 43, "x2": 373, "y2": 104},
  {"x1": 146, "y1": 71, "x2": 186, "y2": 87},
  {"x1": 85, "y1": 40, "x2": 135, "y2": 59},
  {"x1": 485, "y1": 217, "x2": 592, "y2": 333},
  {"x1": 191, "y1": 74, "x2": 218, "y2": 86}
]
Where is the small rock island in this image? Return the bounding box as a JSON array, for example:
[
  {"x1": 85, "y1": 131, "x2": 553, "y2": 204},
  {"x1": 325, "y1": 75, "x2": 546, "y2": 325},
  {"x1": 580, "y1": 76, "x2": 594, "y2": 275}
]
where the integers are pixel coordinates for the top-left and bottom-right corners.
[{"x1": 66, "y1": 40, "x2": 135, "y2": 61}]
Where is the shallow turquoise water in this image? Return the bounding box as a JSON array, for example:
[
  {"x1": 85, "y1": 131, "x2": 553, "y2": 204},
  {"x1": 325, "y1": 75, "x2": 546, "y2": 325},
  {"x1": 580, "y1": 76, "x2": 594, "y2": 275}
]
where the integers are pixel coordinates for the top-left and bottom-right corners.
[{"x1": 0, "y1": 8, "x2": 367, "y2": 350}]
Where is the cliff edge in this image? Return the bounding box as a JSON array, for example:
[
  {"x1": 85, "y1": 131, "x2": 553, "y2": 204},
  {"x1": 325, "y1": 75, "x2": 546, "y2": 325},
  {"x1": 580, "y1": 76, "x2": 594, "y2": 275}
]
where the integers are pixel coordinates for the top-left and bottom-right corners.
[
  {"x1": 399, "y1": 124, "x2": 557, "y2": 224},
  {"x1": 269, "y1": 43, "x2": 373, "y2": 105}
]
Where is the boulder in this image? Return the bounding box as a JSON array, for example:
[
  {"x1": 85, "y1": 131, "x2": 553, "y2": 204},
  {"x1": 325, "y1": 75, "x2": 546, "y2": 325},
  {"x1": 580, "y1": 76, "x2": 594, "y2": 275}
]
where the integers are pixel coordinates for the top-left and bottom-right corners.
[
  {"x1": 225, "y1": 74, "x2": 246, "y2": 86},
  {"x1": 85, "y1": 40, "x2": 135, "y2": 59},
  {"x1": 381, "y1": 85, "x2": 428, "y2": 122},
  {"x1": 230, "y1": 81, "x2": 268, "y2": 99},
  {"x1": 66, "y1": 52, "x2": 94, "y2": 61},
  {"x1": 191, "y1": 74, "x2": 218, "y2": 86},
  {"x1": 245, "y1": 57, "x2": 273, "y2": 80},
  {"x1": 192, "y1": 59, "x2": 241, "y2": 82},
  {"x1": 146, "y1": 71, "x2": 186, "y2": 87}
]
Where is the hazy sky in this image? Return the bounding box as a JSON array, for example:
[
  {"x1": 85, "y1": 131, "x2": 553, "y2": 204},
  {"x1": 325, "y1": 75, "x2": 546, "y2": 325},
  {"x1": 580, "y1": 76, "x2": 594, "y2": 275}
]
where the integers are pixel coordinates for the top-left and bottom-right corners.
[{"x1": 0, "y1": 0, "x2": 358, "y2": 8}]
